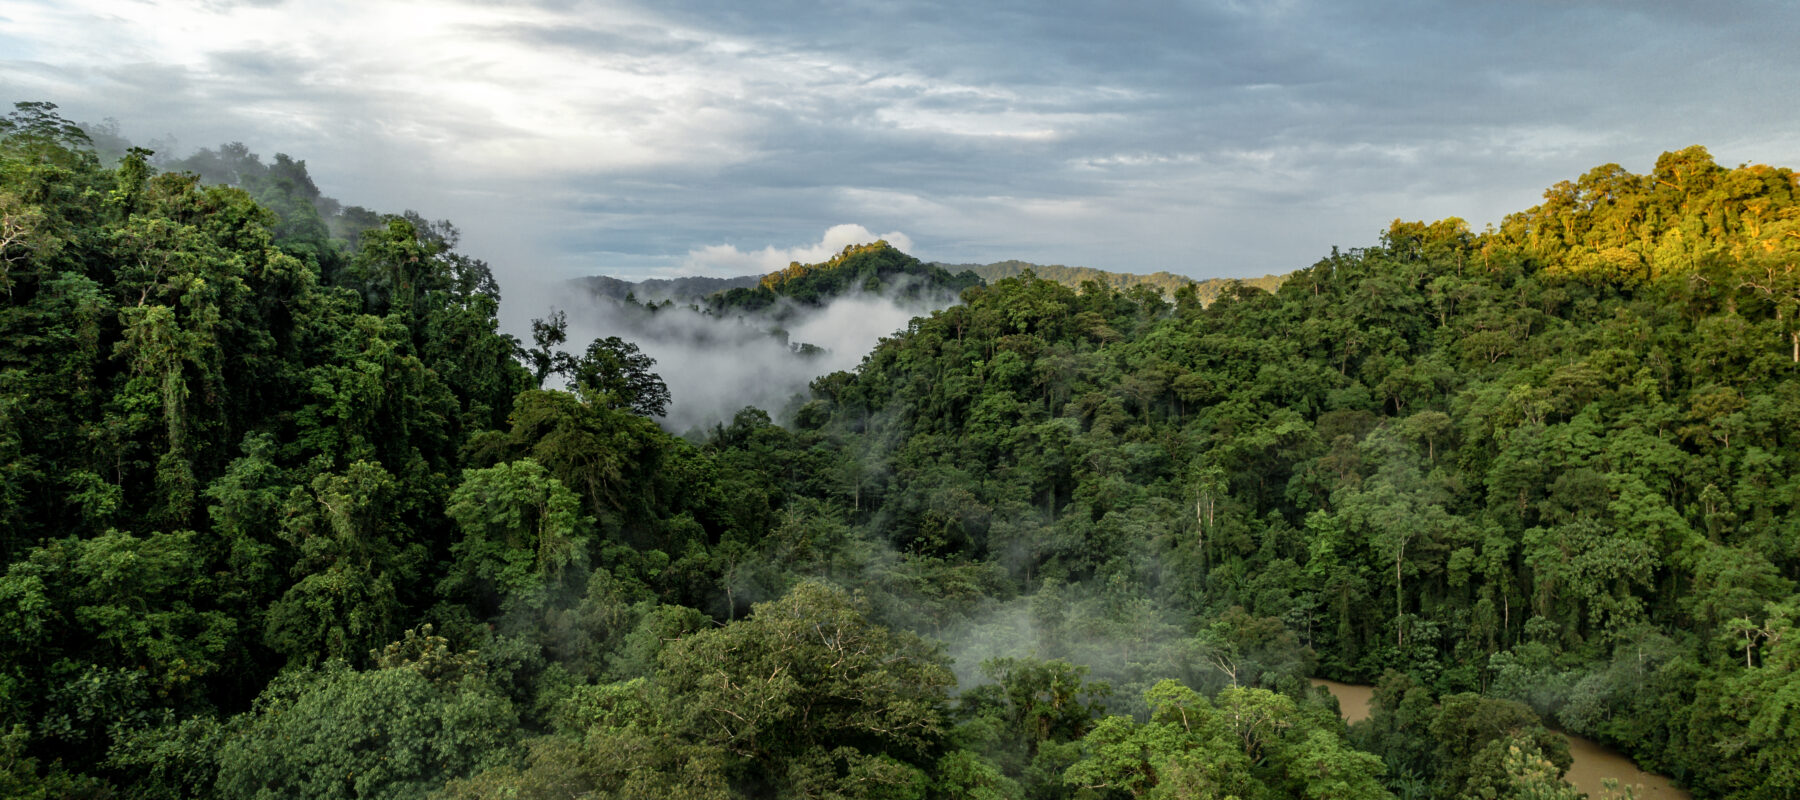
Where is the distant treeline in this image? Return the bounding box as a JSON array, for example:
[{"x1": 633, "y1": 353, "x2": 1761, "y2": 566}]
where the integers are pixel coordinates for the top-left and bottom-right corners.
[
  {"x1": 938, "y1": 258, "x2": 1286, "y2": 303},
  {"x1": 575, "y1": 254, "x2": 1286, "y2": 316},
  {"x1": 577, "y1": 273, "x2": 762, "y2": 304}
]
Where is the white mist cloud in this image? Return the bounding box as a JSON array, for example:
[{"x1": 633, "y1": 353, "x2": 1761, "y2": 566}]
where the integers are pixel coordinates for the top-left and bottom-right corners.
[
  {"x1": 784, "y1": 295, "x2": 920, "y2": 369},
  {"x1": 551, "y1": 283, "x2": 946, "y2": 433},
  {"x1": 677, "y1": 224, "x2": 915, "y2": 277},
  {"x1": 498, "y1": 221, "x2": 946, "y2": 432}
]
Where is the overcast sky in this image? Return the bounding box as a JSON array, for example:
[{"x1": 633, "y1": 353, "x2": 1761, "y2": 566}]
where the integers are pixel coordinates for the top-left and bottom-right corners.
[{"x1": 5, "y1": 0, "x2": 1799, "y2": 291}]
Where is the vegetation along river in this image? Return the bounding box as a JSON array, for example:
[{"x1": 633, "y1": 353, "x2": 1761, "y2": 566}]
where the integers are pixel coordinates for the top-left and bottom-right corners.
[{"x1": 1311, "y1": 679, "x2": 1690, "y2": 799}]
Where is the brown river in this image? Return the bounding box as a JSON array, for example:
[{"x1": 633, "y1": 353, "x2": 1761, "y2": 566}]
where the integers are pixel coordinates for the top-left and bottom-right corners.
[{"x1": 1310, "y1": 679, "x2": 1690, "y2": 799}]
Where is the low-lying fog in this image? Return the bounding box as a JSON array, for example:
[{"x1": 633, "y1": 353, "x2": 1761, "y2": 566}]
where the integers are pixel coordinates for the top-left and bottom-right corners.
[{"x1": 548, "y1": 287, "x2": 952, "y2": 432}]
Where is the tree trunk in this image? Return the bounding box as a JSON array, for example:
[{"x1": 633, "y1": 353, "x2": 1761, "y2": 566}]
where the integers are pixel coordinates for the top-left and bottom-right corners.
[{"x1": 1396, "y1": 545, "x2": 1406, "y2": 648}]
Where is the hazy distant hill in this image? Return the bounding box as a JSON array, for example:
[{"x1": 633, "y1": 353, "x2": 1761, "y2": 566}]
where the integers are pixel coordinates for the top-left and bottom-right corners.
[
  {"x1": 576, "y1": 273, "x2": 762, "y2": 303},
  {"x1": 937, "y1": 259, "x2": 1285, "y2": 304},
  {"x1": 569, "y1": 241, "x2": 978, "y2": 345},
  {"x1": 707, "y1": 241, "x2": 981, "y2": 319},
  {"x1": 581, "y1": 256, "x2": 1285, "y2": 310}
]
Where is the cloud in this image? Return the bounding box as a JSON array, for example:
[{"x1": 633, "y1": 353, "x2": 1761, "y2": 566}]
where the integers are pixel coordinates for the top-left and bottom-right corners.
[
  {"x1": 676, "y1": 224, "x2": 916, "y2": 277},
  {"x1": 6, "y1": 0, "x2": 1800, "y2": 295}
]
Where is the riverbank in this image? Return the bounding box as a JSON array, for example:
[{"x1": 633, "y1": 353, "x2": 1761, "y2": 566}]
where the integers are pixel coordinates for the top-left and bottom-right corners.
[{"x1": 1309, "y1": 679, "x2": 1689, "y2": 799}]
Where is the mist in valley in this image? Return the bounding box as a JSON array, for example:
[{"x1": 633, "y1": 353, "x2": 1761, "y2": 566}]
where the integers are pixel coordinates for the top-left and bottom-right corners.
[{"x1": 535, "y1": 282, "x2": 956, "y2": 432}]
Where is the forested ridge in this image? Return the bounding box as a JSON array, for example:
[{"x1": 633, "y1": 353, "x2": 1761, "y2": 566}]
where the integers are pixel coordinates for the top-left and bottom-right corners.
[
  {"x1": 2, "y1": 101, "x2": 1797, "y2": 799},
  {"x1": 578, "y1": 241, "x2": 981, "y2": 351},
  {"x1": 576, "y1": 273, "x2": 761, "y2": 304},
  {"x1": 573, "y1": 255, "x2": 1237, "y2": 308},
  {"x1": 705, "y1": 240, "x2": 983, "y2": 318},
  {"x1": 939, "y1": 259, "x2": 1287, "y2": 304}
]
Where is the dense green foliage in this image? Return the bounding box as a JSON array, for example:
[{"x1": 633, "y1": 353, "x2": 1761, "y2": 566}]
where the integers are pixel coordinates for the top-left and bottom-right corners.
[
  {"x1": 785, "y1": 148, "x2": 1800, "y2": 798},
  {"x1": 4, "y1": 102, "x2": 1796, "y2": 799}
]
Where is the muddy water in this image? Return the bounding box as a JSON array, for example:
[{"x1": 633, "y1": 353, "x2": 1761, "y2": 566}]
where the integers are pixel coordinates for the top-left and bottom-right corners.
[
  {"x1": 1313, "y1": 678, "x2": 1376, "y2": 723},
  {"x1": 1310, "y1": 679, "x2": 1690, "y2": 799}
]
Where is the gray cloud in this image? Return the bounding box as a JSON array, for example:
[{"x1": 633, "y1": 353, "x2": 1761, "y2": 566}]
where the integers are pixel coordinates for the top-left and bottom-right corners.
[{"x1": 4, "y1": 0, "x2": 1799, "y2": 313}]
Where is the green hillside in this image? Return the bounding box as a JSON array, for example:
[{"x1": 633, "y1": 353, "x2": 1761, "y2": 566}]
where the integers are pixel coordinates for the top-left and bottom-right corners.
[{"x1": 706, "y1": 240, "x2": 982, "y2": 318}]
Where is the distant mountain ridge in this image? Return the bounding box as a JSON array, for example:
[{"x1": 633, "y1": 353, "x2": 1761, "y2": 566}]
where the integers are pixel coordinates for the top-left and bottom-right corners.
[
  {"x1": 579, "y1": 255, "x2": 1286, "y2": 308},
  {"x1": 936, "y1": 259, "x2": 1286, "y2": 304},
  {"x1": 705, "y1": 241, "x2": 981, "y2": 319},
  {"x1": 575, "y1": 273, "x2": 762, "y2": 303}
]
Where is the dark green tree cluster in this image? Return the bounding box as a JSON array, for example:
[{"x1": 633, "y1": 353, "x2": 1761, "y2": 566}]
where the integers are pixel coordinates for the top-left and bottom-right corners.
[
  {"x1": 1349, "y1": 672, "x2": 1575, "y2": 799},
  {"x1": 0, "y1": 101, "x2": 540, "y2": 789},
  {"x1": 0, "y1": 103, "x2": 909, "y2": 798},
  {"x1": 779, "y1": 147, "x2": 1800, "y2": 798}
]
